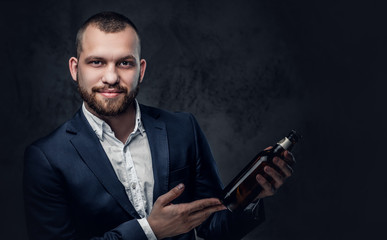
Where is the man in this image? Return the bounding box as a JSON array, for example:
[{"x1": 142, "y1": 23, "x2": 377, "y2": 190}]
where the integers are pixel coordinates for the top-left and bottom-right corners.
[{"x1": 23, "y1": 12, "x2": 294, "y2": 240}]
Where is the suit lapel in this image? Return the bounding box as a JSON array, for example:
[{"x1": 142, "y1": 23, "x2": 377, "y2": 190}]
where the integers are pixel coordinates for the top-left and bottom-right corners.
[
  {"x1": 140, "y1": 105, "x2": 170, "y2": 203},
  {"x1": 67, "y1": 110, "x2": 140, "y2": 219}
]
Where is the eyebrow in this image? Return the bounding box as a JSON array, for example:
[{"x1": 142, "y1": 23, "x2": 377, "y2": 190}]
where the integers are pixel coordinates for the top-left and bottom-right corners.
[
  {"x1": 84, "y1": 55, "x2": 137, "y2": 63},
  {"x1": 84, "y1": 56, "x2": 104, "y2": 63},
  {"x1": 118, "y1": 55, "x2": 137, "y2": 63}
]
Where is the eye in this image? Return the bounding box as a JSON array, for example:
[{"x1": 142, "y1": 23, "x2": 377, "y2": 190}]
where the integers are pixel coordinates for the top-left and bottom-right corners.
[
  {"x1": 119, "y1": 61, "x2": 135, "y2": 68},
  {"x1": 89, "y1": 60, "x2": 102, "y2": 66}
]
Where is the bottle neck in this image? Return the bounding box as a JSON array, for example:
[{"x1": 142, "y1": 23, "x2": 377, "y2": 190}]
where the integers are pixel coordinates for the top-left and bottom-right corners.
[{"x1": 274, "y1": 137, "x2": 294, "y2": 153}]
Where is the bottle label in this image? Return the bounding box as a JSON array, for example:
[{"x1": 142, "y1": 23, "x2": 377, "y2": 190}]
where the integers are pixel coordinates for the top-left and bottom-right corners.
[
  {"x1": 223, "y1": 156, "x2": 268, "y2": 198},
  {"x1": 278, "y1": 137, "x2": 292, "y2": 150}
]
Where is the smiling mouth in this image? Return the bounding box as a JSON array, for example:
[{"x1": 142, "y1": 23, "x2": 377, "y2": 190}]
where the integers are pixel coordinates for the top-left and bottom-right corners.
[
  {"x1": 97, "y1": 89, "x2": 124, "y2": 98},
  {"x1": 100, "y1": 92, "x2": 121, "y2": 98}
]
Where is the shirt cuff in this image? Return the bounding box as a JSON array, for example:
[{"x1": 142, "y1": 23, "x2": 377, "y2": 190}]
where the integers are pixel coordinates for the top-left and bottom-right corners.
[{"x1": 137, "y1": 218, "x2": 157, "y2": 240}]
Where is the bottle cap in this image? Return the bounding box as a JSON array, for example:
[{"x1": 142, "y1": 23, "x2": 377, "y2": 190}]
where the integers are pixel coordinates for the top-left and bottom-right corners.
[{"x1": 287, "y1": 130, "x2": 302, "y2": 143}]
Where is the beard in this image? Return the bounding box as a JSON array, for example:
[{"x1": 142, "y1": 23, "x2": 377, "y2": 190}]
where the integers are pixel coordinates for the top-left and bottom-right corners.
[{"x1": 77, "y1": 76, "x2": 140, "y2": 117}]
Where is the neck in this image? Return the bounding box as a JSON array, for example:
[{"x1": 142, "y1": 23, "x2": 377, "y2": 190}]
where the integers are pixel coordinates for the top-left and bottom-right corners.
[{"x1": 86, "y1": 102, "x2": 137, "y2": 144}]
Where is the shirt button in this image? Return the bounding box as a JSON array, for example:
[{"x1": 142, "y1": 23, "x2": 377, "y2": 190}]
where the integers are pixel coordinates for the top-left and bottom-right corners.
[{"x1": 131, "y1": 183, "x2": 136, "y2": 189}]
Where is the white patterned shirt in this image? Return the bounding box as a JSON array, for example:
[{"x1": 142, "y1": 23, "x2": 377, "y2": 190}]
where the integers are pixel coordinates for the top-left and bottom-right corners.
[{"x1": 82, "y1": 100, "x2": 156, "y2": 240}]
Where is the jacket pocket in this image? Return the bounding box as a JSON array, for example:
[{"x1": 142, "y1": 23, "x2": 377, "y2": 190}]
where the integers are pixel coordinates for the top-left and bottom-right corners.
[
  {"x1": 169, "y1": 166, "x2": 193, "y2": 203},
  {"x1": 169, "y1": 165, "x2": 191, "y2": 187}
]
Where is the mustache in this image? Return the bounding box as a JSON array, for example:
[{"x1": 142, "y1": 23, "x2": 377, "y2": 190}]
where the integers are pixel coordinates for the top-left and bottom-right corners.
[{"x1": 91, "y1": 84, "x2": 128, "y2": 93}]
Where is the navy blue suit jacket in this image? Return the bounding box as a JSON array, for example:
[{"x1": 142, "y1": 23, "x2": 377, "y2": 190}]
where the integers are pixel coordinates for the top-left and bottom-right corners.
[{"x1": 23, "y1": 104, "x2": 264, "y2": 240}]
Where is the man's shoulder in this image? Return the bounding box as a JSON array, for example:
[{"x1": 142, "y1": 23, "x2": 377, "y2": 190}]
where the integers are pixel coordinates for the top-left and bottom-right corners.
[
  {"x1": 29, "y1": 109, "x2": 84, "y2": 150},
  {"x1": 140, "y1": 104, "x2": 195, "y2": 123}
]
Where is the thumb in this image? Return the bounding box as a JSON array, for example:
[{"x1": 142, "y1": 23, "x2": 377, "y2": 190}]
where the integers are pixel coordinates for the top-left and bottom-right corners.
[
  {"x1": 264, "y1": 146, "x2": 273, "y2": 150},
  {"x1": 156, "y1": 183, "x2": 185, "y2": 207}
]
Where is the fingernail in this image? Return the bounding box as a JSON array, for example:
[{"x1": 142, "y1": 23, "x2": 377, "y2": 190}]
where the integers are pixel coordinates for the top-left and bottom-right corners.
[
  {"x1": 256, "y1": 174, "x2": 263, "y2": 182},
  {"x1": 177, "y1": 183, "x2": 184, "y2": 190}
]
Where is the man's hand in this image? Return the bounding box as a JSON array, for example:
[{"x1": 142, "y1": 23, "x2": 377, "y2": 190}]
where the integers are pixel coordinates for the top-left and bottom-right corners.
[
  {"x1": 256, "y1": 148, "x2": 295, "y2": 199},
  {"x1": 147, "y1": 183, "x2": 226, "y2": 239}
]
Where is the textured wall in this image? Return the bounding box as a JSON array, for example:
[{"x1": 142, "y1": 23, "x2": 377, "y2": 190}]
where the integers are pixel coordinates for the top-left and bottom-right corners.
[{"x1": 1, "y1": 0, "x2": 385, "y2": 239}]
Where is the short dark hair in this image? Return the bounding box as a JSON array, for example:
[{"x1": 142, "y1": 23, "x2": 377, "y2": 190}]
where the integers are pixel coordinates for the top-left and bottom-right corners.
[{"x1": 75, "y1": 11, "x2": 140, "y2": 58}]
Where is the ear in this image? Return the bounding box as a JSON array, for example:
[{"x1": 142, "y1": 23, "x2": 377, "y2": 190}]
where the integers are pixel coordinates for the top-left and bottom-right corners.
[
  {"x1": 139, "y1": 59, "x2": 147, "y2": 83},
  {"x1": 69, "y1": 57, "x2": 78, "y2": 81}
]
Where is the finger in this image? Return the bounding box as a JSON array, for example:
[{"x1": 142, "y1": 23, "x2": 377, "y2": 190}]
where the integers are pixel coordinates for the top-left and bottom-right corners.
[
  {"x1": 264, "y1": 166, "x2": 284, "y2": 189},
  {"x1": 283, "y1": 150, "x2": 296, "y2": 165},
  {"x1": 186, "y1": 198, "x2": 224, "y2": 214},
  {"x1": 156, "y1": 183, "x2": 185, "y2": 207},
  {"x1": 187, "y1": 204, "x2": 227, "y2": 229},
  {"x1": 273, "y1": 157, "x2": 293, "y2": 178},
  {"x1": 256, "y1": 174, "x2": 275, "y2": 196}
]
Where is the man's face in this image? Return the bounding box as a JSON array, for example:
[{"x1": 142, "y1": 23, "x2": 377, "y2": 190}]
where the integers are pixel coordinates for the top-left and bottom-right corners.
[{"x1": 69, "y1": 25, "x2": 146, "y2": 117}]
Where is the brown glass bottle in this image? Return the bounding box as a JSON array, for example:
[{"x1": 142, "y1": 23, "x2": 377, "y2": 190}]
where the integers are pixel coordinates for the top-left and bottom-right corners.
[{"x1": 221, "y1": 130, "x2": 301, "y2": 212}]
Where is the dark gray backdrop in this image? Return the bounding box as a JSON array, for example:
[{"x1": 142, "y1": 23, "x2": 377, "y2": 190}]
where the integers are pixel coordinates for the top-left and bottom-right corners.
[{"x1": 1, "y1": 0, "x2": 385, "y2": 239}]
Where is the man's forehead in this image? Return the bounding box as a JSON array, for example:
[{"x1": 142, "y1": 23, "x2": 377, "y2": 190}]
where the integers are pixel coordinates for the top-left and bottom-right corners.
[
  {"x1": 82, "y1": 24, "x2": 139, "y2": 42},
  {"x1": 80, "y1": 25, "x2": 140, "y2": 58}
]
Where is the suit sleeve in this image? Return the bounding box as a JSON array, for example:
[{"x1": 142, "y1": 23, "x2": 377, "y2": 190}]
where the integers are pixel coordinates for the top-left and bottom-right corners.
[
  {"x1": 23, "y1": 144, "x2": 147, "y2": 240},
  {"x1": 187, "y1": 114, "x2": 265, "y2": 239}
]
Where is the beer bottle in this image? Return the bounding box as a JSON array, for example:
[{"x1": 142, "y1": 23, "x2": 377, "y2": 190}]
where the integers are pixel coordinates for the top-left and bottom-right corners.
[{"x1": 221, "y1": 130, "x2": 301, "y2": 212}]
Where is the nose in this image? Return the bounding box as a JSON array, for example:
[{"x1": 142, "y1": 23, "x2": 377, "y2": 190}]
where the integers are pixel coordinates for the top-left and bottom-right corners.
[{"x1": 102, "y1": 65, "x2": 119, "y2": 85}]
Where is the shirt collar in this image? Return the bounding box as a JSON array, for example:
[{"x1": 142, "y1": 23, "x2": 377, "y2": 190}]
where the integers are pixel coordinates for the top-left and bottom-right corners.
[
  {"x1": 82, "y1": 99, "x2": 145, "y2": 141},
  {"x1": 134, "y1": 100, "x2": 145, "y2": 135}
]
